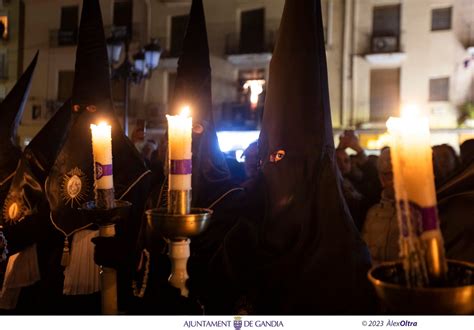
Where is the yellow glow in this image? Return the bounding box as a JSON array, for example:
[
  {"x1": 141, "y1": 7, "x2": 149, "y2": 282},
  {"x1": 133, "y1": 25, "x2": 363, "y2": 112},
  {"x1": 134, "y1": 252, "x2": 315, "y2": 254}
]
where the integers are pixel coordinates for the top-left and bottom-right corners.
[
  {"x1": 180, "y1": 106, "x2": 191, "y2": 118},
  {"x1": 0, "y1": 16, "x2": 8, "y2": 39},
  {"x1": 243, "y1": 80, "x2": 265, "y2": 109},
  {"x1": 401, "y1": 104, "x2": 420, "y2": 119},
  {"x1": 366, "y1": 133, "x2": 392, "y2": 150}
]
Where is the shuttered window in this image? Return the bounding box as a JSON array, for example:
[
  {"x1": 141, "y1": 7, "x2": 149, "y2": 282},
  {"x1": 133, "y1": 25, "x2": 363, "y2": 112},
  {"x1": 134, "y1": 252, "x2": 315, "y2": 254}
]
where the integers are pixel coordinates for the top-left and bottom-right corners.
[
  {"x1": 429, "y1": 77, "x2": 450, "y2": 101},
  {"x1": 431, "y1": 7, "x2": 452, "y2": 31}
]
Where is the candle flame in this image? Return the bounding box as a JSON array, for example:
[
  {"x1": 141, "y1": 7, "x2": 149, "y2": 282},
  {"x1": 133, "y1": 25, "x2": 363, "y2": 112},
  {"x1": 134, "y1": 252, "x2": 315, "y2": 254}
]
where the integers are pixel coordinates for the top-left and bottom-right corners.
[
  {"x1": 90, "y1": 121, "x2": 109, "y2": 129},
  {"x1": 180, "y1": 106, "x2": 191, "y2": 118},
  {"x1": 401, "y1": 104, "x2": 420, "y2": 119},
  {"x1": 243, "y1": 80, "x2": 265, "y2": 109}
]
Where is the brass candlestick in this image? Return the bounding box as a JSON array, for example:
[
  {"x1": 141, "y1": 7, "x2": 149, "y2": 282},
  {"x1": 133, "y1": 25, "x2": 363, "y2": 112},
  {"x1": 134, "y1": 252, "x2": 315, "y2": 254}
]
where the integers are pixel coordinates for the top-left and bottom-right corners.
[
  {"x1": 368, "y1": 259, "x2": 474, "y2": 314},
  {"x1": 146, "y1": 189, "x2": 212, "y2": 297}
]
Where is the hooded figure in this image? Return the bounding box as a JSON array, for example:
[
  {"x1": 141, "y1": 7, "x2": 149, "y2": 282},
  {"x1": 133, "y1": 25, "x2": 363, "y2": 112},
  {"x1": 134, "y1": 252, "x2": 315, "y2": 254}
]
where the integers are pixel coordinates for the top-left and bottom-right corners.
[
  {"x1": 2, "y1": 0, "x2": 151, "y2": 314},
  {"x1": 437, "y1": 161, "x2": 474, "y2": 263},
  {"x1": 147, "y1": 0, "x2": 240, "y2": 253},
  {"x1": 124, "y1": 0, "x2": 243, "y2": 314},
  {"x1": 203, "y1": 0, "x2": 374, "y2": 314},
  {"x1": 168, "y1": 0, "x2": 234, "y2": 208},
  {"x1": 0, "y1": 99, "x2": 72, "y2": 311},
  {"x1": 0, "y1": 53, "x2": 38, "y2": 206}
]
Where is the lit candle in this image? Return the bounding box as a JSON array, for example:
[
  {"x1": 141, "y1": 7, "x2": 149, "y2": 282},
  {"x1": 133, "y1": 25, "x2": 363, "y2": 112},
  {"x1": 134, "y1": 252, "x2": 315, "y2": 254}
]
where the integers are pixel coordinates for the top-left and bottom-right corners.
[
  {"x1": 386, "y1": 105, "x2": 446, "y2": 284},
  {"x1": 90, "y1": 122, "x2": 114, "y2": 191},
  {"x1": 166, "y1": 106, "x2": 192, "y2": 191}
]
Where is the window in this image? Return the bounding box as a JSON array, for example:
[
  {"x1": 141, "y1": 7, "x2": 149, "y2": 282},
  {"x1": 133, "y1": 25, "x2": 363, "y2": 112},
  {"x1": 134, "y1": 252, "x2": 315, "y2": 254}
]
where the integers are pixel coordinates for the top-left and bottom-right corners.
[
  {"x1": 59, "y1": 6, "x2": 78, "y2": 45},
  {"x1": 114, "y1": 0, "x2": 133, "y2": 37},
  {"x1": 57, "y1": 71, "x2": 74, "y2": 102},
  {"x1": 240, "y1": 8, "x2": 265, "y2": 53},
  {"x1": 431, "y1": 7, "x2": 452, "y2": 31},
  {"x1": 429, "y1": 77, "x2": 449, "y2": 101},
  {"x1": 169, "y1": 15, "x2": 189, "y2": 57},
  {"x1": 372, "y1": 5, "x2": 401, "y2": 37},
  {"x1": 370, "y1": 68, "x2": 400, "y2": 121}
]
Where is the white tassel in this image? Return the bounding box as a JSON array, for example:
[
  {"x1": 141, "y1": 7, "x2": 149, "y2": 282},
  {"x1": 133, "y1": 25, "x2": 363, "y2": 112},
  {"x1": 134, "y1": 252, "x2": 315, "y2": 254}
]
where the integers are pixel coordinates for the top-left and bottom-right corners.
[{"x1": 63, "y1": 230, "x2": 100, "y2": 295}]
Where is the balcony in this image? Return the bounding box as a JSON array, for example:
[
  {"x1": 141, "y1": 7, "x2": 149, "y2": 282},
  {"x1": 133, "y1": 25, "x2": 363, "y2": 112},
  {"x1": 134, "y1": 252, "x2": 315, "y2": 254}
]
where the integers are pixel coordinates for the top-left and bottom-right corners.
[
  {"x1": 364, "y1": 35, "x2": 406, "y2": 66},
  {"x1": 225, "y1": 31, "x2": 277, "y2": 67},
  {"x1": 49, "y1": 29, "x2": 78, "y2": 47}
]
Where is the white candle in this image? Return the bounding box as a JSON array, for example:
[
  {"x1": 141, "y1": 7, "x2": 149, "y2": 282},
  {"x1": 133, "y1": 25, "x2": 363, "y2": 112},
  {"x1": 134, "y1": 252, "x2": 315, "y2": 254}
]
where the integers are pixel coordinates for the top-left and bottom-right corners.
[
  {"x1": 386, "y1": 105, "x2": 446, "y2": 283},
  {"x1": 386, "y1": 106, "x2": 436, "y2": 209},
  {"x1": 166, "y1": 106, "x2": 192, "y2": 191},
  {"x1": 90, "y1": 122, "x2": 114, "y2": 190}
]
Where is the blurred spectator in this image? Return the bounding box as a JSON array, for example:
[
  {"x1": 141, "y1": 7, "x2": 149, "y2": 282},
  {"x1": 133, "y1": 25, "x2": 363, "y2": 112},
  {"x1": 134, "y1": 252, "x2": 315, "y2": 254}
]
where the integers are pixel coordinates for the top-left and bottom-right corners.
[
  {"x1": 362, "y1": 147, "x2": 399, "y2": 265},
  {"x1": 460, "y1": 139, "x2": 474, "y2": 166},
  {"x1": 336, "y1": 130, "x2": 382, "y2": 229},
  {"x1": 432, "y1": 144, "x2": 460, "y2": 187},
  {"x1": 141, "y1": 139, "x2": 157, "y2": 166}
]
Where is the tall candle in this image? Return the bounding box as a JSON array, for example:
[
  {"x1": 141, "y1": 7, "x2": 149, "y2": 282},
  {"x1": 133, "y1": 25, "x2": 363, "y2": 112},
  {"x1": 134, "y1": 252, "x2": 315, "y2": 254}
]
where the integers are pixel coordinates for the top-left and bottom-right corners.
[
  {"x1": 166, "y1": 107, "x2": 192, "y2": 191},
  {"x1": 386, "y1": 105, "x2": 446, "y2": 284},
  {"x1": 90, "y1": 122, "x2": 114, "y2": 191}
]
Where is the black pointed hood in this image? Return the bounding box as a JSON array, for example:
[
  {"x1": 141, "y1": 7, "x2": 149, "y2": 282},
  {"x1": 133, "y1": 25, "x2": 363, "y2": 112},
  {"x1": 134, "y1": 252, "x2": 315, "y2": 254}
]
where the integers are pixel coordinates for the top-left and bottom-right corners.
[
  {"x1": 45, "y1": 0, "x2": 150, "y2": 236},
  {"x1": 0, "y1": 52, "x2": 39, "y2": 203},
  {"x1": 0, "y1": 52, "x2": 38, "y2": 143},
  {"x1": 72, "y1": 0, "x2": 113, "y2": 111},
  {"x1": 254, "y1": 0, "x2": 373, "y2": 313},
  {"x1": 171, "y1": 0, "x2": 232, "y2": 207},
  {"x1": 172, "y1": 0, "x2": 211, "y2": 123},
  {"x1": 1, "y1": 101, "x2": 72, "y2": 228}
]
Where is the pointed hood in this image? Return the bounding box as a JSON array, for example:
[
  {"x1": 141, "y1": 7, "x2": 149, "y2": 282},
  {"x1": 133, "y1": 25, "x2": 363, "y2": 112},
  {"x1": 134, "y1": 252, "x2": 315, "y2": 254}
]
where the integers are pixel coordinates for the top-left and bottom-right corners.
[
  {"x1": 170, "y1": 0, "x2": 232, "y2": 207},
  {"x1": 0, "y1": 52, "x2": 38, "y2": 143},
  {"x1": 1, "y1": 101, "x2": 72, "y2": 228},
  {"x1": 72, "y1": 0, "x2": 113, "y2": 111},
  {"x1": 254, "y1": 0, "x2": 373, "y2": 313},
  {"x1": 172, "y1": 0, "x2": 211, "y2": 123},
  {"x1": 0, "y1": 52, "x2": 39, "y2": 202},
  {"x1": 45, "y1": 0, "x2": 150, "y2": 236}
]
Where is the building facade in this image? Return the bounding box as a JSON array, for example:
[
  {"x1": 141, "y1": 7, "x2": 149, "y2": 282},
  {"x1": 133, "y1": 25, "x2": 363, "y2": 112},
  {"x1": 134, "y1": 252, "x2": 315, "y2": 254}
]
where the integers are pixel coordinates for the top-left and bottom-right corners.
[
  {"x1": 0, "y1": 0, "x2": 25, "y2": 104},
  {"x1": 16, "y1": 0, "x2": 474, "y2": 150}
]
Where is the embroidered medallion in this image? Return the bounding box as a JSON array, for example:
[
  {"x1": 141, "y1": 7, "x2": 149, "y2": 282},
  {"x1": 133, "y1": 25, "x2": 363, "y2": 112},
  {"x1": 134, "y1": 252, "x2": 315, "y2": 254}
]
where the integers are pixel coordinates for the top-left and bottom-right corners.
[
  {"x1": 61, "y1": 167, "x2": 89, "y2": 207},
  {"x1": 2, "y1": 195, "x2": 26, "y2": 224}
]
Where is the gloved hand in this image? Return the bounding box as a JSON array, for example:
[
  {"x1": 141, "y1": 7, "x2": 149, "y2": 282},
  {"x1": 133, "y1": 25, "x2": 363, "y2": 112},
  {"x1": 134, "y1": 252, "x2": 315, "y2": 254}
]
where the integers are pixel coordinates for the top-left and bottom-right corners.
[{"x1": 91, "y1": 236, "x2": 126, "y2": 269}]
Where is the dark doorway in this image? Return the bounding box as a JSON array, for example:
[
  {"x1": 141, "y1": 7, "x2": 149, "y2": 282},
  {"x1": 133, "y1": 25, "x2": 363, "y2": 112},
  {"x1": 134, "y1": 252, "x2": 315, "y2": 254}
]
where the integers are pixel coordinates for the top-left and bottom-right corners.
[
  {"x1": 370, "y1": 68, "x2": 400, "y2": 121},
  {"x1": 170, "y1": 15, "x2": 189, "y2": 57},
  {"x1": 240, "y1": 8, "x2": 265, "y2": 53},
  {"x1": 114, "y1": 0, "x2": 133, "y2": 37},
  {"x1": 372, "y1": 5, "x2": 401, "y2": 37},
  {"x1": 59, "y1": 6, "x2": 78, "y2": 45}
]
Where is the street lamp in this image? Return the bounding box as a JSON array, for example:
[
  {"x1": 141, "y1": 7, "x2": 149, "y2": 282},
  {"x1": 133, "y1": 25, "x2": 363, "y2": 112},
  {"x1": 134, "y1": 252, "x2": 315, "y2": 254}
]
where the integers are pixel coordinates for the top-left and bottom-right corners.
[{"x1": 106, "y1": 35, "x2": 162, "y2": 136}]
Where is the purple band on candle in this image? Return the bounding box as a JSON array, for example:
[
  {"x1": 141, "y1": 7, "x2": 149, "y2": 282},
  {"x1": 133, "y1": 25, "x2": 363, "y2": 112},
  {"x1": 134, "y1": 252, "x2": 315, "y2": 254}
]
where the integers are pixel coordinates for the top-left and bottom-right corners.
[
  {"x1": 95, "y1": 162, "x2": 113, "y2": 180},
  {"x1": 397, "y1": 200, "x2": 439, "y2": 236},
  {"x1": 170, "y1": 159, "x2": 192, "y2": 175},
  {"x1": 420, "y1": 206, "x2": 438, "y2": 231}
]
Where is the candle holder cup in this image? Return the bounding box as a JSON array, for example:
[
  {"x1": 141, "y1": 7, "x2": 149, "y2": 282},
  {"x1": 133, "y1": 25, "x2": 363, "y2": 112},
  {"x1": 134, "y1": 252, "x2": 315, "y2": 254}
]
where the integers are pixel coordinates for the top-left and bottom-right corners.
[
  {"x1": 80, "y1": 199, "x2": 132, "y2": 315},
  {"x1": 145, "y1": 207, "x2": 212, "y2": 297},
  {"x1": 368, "y1": 259, "x2": 474, "y2": 314}
]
